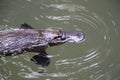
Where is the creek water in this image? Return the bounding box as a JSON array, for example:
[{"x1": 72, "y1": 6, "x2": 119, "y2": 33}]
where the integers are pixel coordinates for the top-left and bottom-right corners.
[{"x1": 0, "y1": 0, "x2": 120, "y2": 80}]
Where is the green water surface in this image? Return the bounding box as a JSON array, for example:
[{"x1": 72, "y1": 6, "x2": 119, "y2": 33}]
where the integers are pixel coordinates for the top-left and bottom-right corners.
[{"x1": 0, "y1": 0, "x2": 120, "y2": 80}]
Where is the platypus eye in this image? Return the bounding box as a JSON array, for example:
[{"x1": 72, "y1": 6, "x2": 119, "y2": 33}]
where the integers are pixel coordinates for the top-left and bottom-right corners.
[
  {"x1": 54, "y1": 32, "x2": 66, "y2": 40},
  {"x1": 53, "y1": 31, "x2": 63, "y2": 39},
  {"x1": 60, "y1": 33, "x2": 66, "y2": 40}
]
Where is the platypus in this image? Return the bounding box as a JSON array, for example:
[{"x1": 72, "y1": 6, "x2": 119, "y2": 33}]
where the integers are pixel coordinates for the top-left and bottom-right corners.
[{"x1": 0, "y1": 23, "x2": 85, "y2": 67}]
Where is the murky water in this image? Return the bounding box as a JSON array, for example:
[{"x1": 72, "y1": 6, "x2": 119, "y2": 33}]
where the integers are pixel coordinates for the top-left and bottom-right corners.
[{"x1": 0, "y1": 0, "x2": 120, "y2": 80}]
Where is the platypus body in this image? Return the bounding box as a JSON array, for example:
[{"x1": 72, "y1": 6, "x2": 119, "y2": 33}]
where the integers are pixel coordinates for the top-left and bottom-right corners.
[{"x1": 0, "y1": 23, "x2": 84, "y2": 67}]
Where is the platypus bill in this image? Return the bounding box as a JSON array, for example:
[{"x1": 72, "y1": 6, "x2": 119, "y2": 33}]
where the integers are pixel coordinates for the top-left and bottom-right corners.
[{"x1": 0, "y1": 23, "x2": 85, "y2": 67}]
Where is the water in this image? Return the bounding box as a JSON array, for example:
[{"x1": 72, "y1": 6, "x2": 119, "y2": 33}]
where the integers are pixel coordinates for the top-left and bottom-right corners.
[{"x1": 0, "y1": 0, "x2": 120, "y2": 80}]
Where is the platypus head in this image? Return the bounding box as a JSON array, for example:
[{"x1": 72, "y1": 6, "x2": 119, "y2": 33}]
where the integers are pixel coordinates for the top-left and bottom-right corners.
[{"x1": 49, "y1": 30, "x2": 85, "y2": 46}]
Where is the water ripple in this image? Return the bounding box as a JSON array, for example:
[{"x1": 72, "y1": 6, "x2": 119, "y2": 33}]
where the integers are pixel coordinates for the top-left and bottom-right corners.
[{"x1": 46, "y1": 4, "x2": 88, "y2": 12}]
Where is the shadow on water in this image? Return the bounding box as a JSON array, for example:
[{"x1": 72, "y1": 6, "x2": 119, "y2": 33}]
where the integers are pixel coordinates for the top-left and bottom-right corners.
[{"x1": 0, "y1": 0, "x2": 120, "y2": 80}]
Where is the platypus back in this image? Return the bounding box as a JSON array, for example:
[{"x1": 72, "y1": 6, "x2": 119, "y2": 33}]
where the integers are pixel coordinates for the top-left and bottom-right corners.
[{"x1": 0, "y1": 26, "x2": 61, "y2": 56}]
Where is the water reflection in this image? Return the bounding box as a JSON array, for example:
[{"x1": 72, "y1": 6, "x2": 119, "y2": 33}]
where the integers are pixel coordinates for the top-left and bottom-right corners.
[{"x1": 46, "y1": 4, "x2": 88, "y2": 12}]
